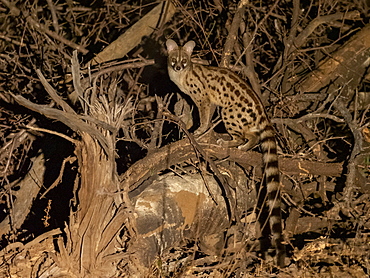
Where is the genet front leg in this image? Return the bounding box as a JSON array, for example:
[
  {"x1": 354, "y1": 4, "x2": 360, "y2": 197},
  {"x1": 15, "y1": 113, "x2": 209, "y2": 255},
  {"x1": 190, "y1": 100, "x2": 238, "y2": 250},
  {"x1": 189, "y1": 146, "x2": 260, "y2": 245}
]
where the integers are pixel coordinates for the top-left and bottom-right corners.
[{"x1": 193, "y1": 99, "x2": 215, "y2": 136}]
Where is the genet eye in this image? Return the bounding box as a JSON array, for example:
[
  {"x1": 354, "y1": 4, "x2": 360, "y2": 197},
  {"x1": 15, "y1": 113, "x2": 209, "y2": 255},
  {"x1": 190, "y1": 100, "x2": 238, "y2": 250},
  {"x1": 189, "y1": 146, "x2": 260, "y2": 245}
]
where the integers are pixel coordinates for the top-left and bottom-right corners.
[{"x1": 181, "y1": 59, "x2": 187, "y2": 64}]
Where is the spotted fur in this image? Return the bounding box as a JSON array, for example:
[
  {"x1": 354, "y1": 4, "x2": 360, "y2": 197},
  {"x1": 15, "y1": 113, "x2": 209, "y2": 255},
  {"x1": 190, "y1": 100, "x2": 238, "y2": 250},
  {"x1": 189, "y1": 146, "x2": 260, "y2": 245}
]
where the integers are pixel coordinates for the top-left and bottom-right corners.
[{"x1": 166, "y1": 39, "x2": 285, "y2": 267}]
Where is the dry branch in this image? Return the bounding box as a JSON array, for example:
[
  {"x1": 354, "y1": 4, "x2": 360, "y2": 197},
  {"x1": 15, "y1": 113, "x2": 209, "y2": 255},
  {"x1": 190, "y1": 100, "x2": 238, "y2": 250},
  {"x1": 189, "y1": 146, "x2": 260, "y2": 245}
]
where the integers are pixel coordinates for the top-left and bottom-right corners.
[
  {"x1": 11, "y1": 94, "x2": 110, "y2": 153},
  {"x1": 36, "y1": 70, "x2": 76, "y2": 115},
  {"x1": 334, "y1": 98, "x2": 364, "y2": 205},
  {"x1": 298, "y1": 23, "x2": 370, "y2": 95},
  {"x1": 0, "y1": 154, "x2": 45, "y2": 236},
  {"x1": 9, "y1": 57, "x2": 142, "y2": 276},
  {"x1": 241, "y1": 24, "x2": 261, "y2": 95},
  {"x1": 221, "y1": 0, "x2": 247, "y2": 68},
  {"x1": 290, "y1": 11, "x2": 361, "y2": 56},
  {"x1": 120, "y1": 134, "x2": 343, "y2": 193},
  {"x1": 92, "y1": 1, "x2": 176, "y2": 64}
]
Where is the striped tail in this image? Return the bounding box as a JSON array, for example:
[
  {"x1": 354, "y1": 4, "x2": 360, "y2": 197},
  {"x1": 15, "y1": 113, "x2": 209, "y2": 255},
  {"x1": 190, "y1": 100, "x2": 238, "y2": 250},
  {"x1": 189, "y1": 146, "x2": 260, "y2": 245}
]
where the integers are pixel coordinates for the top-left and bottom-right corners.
[{"x1": 259, "y1": 124, "x2": 285, "y2": 267}]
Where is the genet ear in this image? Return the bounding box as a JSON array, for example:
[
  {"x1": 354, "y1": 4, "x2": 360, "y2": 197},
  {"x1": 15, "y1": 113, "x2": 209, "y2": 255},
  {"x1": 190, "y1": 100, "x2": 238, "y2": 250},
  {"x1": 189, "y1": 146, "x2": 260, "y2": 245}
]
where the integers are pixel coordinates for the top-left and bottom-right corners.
[
  {"x1": 183, "y1": 40, "x2": 195, "y2": 55},
  {"x1": 166, "y1": 39, "x2": 178, "y2": 52}
]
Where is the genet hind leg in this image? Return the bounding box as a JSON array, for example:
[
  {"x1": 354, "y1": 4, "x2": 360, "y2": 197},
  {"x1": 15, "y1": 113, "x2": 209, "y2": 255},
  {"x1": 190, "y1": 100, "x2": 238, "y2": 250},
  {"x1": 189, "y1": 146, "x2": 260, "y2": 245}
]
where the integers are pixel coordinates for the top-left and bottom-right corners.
[
  {"x1": 218, "y1": 130, "x2": 259, "y2": 150},
  {"x1": 217, "y1": 106, "x2": 260, "y2": 149},
  {"x1": 217, "y1": 134, "x2": 244, "y2": 148},
  {"x1": 237, "y1": 130, "x2": 260, "y2": 151}
]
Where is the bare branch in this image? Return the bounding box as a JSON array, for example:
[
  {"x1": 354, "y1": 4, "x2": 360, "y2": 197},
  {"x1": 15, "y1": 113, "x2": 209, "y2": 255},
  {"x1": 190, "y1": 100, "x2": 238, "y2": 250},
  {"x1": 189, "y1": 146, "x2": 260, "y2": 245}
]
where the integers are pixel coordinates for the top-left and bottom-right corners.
[{"x1": 221, "y1": 1, "x2": 247, "y2": 67}]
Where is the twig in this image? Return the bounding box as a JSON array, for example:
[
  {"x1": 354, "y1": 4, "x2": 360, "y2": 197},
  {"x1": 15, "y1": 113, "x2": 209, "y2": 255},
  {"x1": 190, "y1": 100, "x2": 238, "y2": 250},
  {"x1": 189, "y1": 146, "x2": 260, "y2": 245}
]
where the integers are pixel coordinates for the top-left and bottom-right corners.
[
  {"x1": 25, "y1": 125, "x2": 78, "y2": 145},
  {"x1": 248, "y1": 0, "x2": 282, "y2": 93},
  {"x1": 232, "y1": 13, "x2": 261, "y2": 96},
  {"x1": 46, "y1": 0, "x2": 60, "y2": 33},
  {"x1": 40, "y1": 156, "x2": 77, "y2": 198},
  {"x1": 251, "y1": 0, "x2": 281, "y2": 40},
  {"x1": 285, "y1": 0, "x2": 301, "y2": 56},
  {"x1": 241, "y1": 26, "x2": 260, "y2": 95},
  {"x1": 333, "y1": 97, "x2": 363, "y2": 205},
  {"x1": 0, "y1": 34, "x2": 37, "y2": 49},
  {"x1": 0, "y1": 118, "x2": 36, "y2": 160},
  {"x1": 68, "y1": 59, "x2": 154, "y2": 111},
  {"x1": 278, "y1": 0, "x2": 300, "y2": 94},
  {"x1": 36, "y1": 69, "x2": 76, "y2": 115},
  {"x1": 2, "y1": 139, "x2": 16, "y2": 234},
  {"x1": 71, "y1": 51, "x2": 85, "y2": 109},
  {"x1": 1, "y1": 0, "x2": 88, "y2": 54},
  {"x1": 148, "y1": 96, "x2": 166, "y2": 150},
  {"x1": 272, "y1": 113, "x2": 344, "y2": 125},
  {"x1": 290, "y1": 11, "x2": 361, "y2": 56},
  {"x1": 88, "y1": 60, "x2": 155, "y2": 87},
  {"x1": 161, "y1": 109, "x2": 235, "y2": 220},
  {"x1": 0, "y1": 0, "x2": 19, "y2": 16},
  {"x1": 221, "y1": 0, "x2": 248, "y2": 67}
]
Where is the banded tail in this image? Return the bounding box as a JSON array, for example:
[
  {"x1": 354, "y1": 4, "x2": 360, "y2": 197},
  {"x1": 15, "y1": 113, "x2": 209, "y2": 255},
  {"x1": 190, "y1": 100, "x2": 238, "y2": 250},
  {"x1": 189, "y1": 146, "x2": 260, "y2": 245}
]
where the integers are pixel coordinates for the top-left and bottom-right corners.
[{"x1": 259, "y1": 124, "x2": 285, "y2": 267}]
